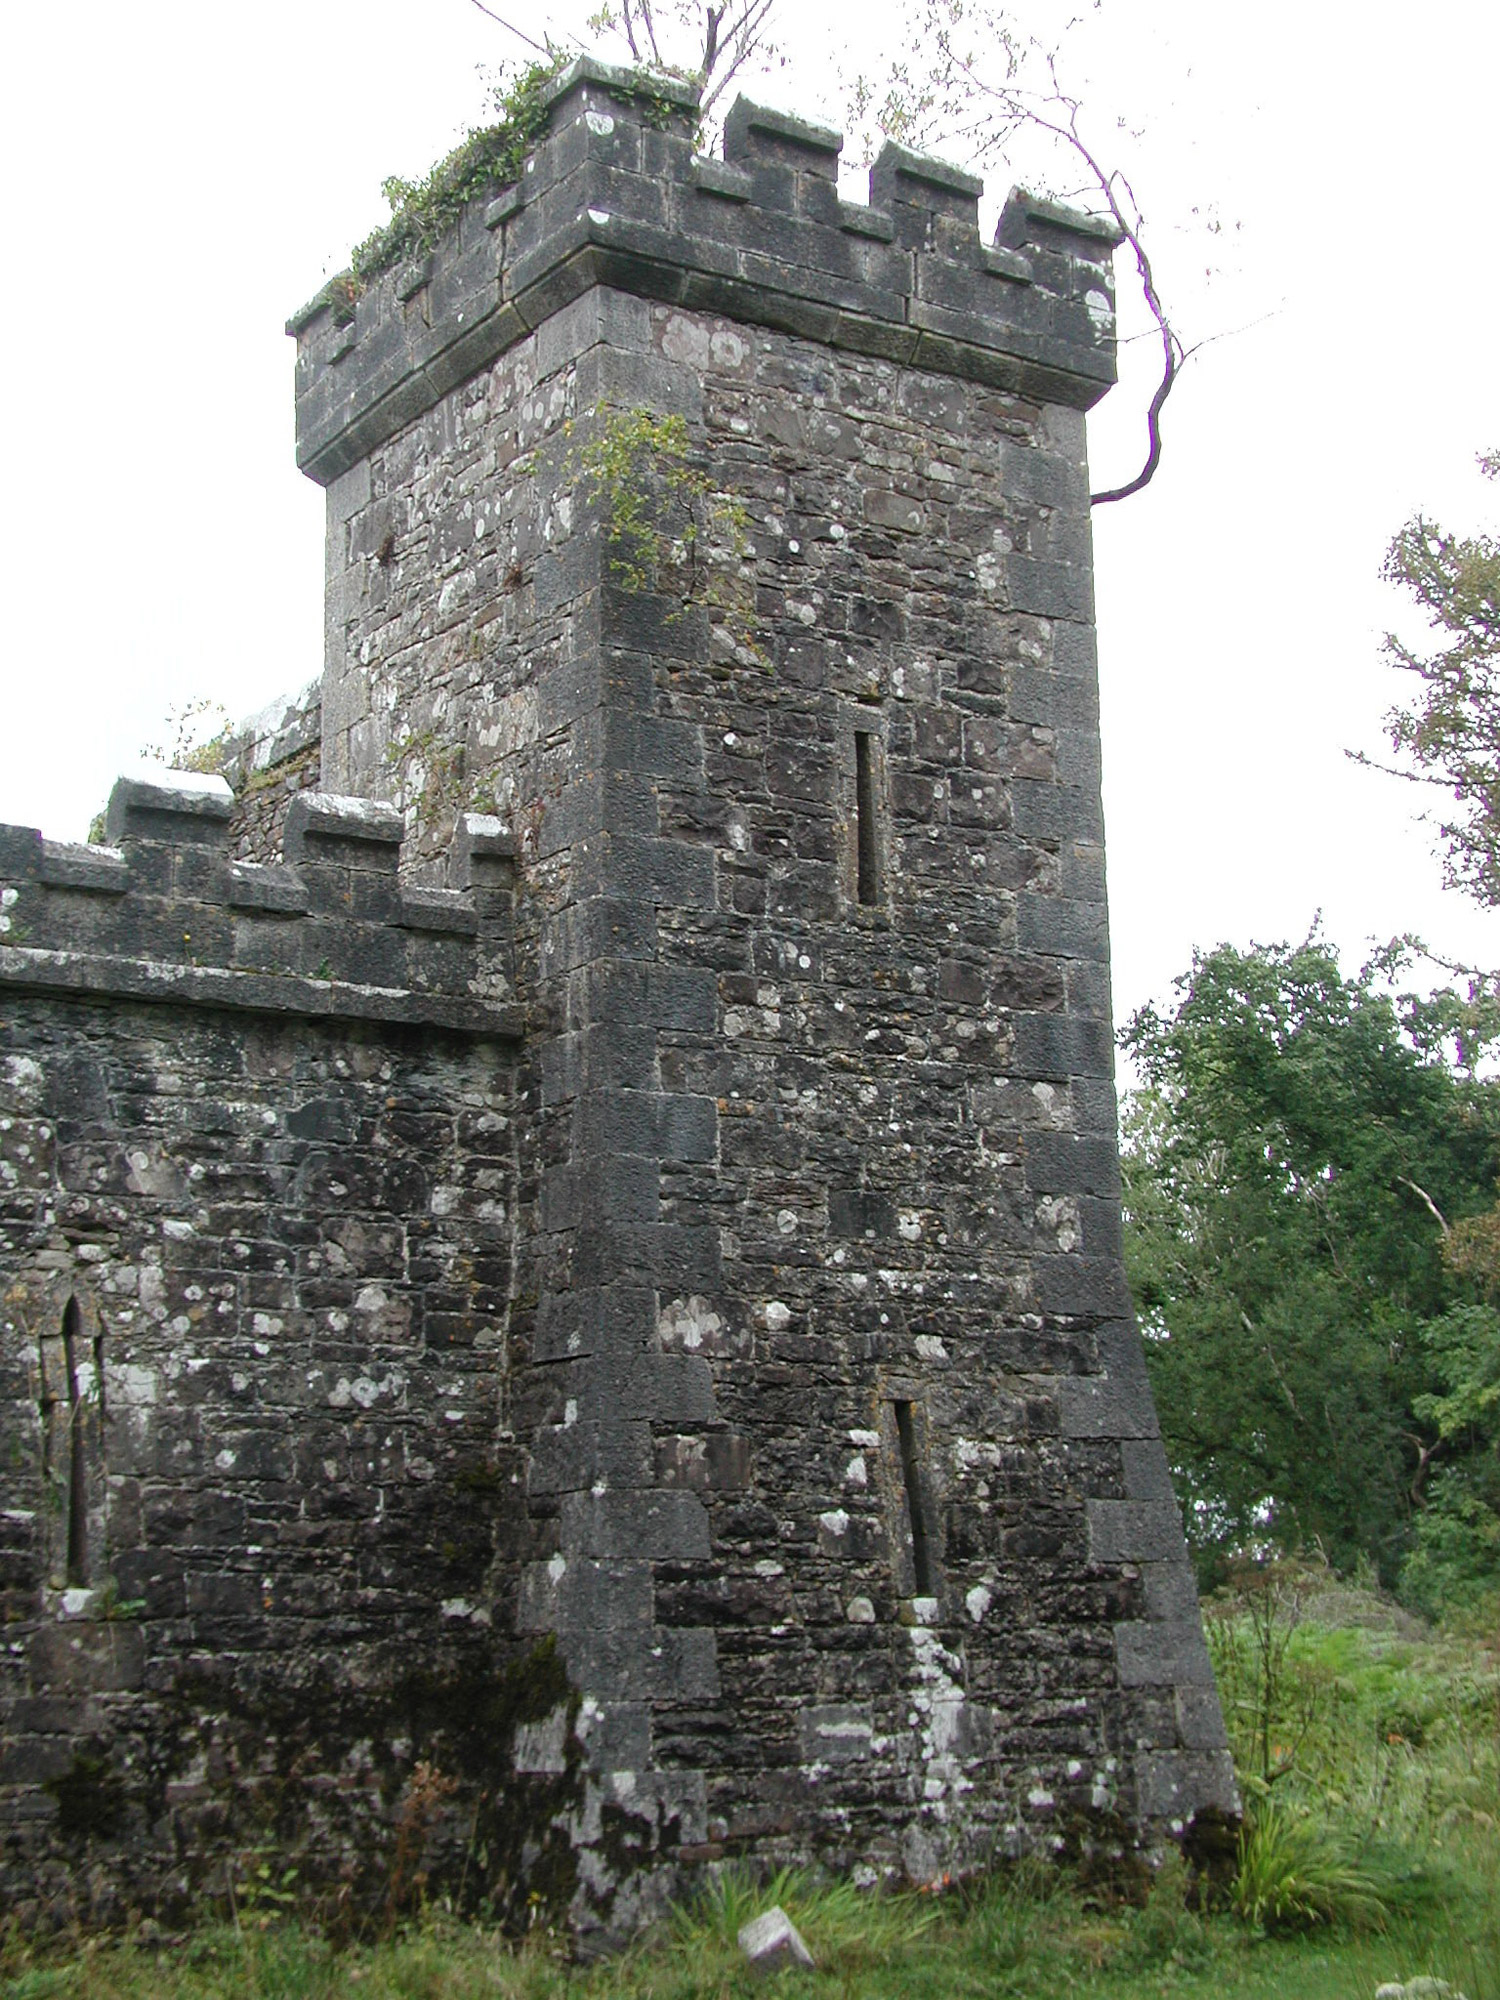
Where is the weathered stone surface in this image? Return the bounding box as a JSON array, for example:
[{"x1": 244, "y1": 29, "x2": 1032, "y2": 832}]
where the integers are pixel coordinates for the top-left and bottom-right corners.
[
  {"x1": 739, "y1": 1905, "x2": 816, "y2": 1975},
  {"x1": 289, "y1": 59, "x2": 1118, "y2": 487},
  {"x1": 0, "y1": 61, "x2": 1233, "y2": 1946}
]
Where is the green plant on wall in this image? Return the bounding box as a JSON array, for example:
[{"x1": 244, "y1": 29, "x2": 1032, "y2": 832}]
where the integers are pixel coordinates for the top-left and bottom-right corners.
[
  {"x1": 141, "y1": 698, "x2": 233, "y2": 777},
  {"x1": 317, "y1": 60, "x2": 564, "y2": 325},
  {"x1": 384, "y1": 726, "x2": 469, "y2": 830},
  {"x1": 572, "y1": 407, "x2": 759, "y2": 657}
]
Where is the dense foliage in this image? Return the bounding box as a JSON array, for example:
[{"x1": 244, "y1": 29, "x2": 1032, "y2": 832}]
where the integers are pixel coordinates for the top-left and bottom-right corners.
[
  {"x1": 1380, "y1": 452, "x2": 1500, "y2": 905},
  {"x1": 1122, "y1": 937, "x2": 1500, "y2": 1601}
]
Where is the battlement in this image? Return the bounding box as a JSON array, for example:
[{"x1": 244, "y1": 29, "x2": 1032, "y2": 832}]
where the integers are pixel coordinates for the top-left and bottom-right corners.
[
  {"x1": 0, "y1": 771, "x2": 520, "y2": 1037},
  {"x1": 289, "y1": 57, "x2": 1121, "y2": 485}
]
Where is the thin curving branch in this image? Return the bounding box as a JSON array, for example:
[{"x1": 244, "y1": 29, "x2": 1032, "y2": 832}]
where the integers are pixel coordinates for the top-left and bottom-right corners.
[
  {"x1": 1397, "y1": 1176, "x2": 1451, "y2": 1238},
  {"x1": 617, "y1": 0, "x2": 645, "y2": 64},
  {"x1": 466, "y1": 0, "x2": 557, "y2": 59},
  {"x1": 1034, "y1": 87, "x2": 1185, "y2": 506},
  {"x1": 699, "y1": 0, "x2": 777, "y2": 116},
  {"x1": 915, "y1": 33, "x2": 1190, "y2": 507},
  {"x1": 636, "y1": 0, "x2": 665, "y2": 67}
]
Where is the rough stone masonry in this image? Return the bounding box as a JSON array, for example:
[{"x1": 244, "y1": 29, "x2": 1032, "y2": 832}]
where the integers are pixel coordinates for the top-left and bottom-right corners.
[{"x1": 0, "y1": 56, "x2": 1235, "y2": 1940}]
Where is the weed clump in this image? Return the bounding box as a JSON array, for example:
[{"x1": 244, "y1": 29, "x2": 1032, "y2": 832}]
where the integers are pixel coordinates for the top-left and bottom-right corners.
[
  {"x1": 313, "y1": 61, "x2": 562, "y2": 325},
  {"x1": 1231, "y1": 1800, "x2": 1387, "y2": 1934}
]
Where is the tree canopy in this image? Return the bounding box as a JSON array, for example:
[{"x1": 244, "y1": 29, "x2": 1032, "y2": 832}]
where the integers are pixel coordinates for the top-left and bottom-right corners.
[
  {"x1": 1375, "y1": 452, "x2": 1500, "y2": 904},
  {"x1": 1123, "y1": 936, "x2": 1500, "y2": 1603}
]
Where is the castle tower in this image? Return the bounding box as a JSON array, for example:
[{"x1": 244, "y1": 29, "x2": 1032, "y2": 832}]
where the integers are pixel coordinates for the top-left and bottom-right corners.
[
  {"x1": 0, "y1": 56, "x2": 1233, "y2": 1937},
  {"x1": 291, "y1": 59, "x2": 1235, "y2": 1916}
]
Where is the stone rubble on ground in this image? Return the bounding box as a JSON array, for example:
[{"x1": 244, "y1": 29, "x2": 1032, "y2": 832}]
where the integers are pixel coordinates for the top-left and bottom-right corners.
[{"x1": 738, "y1": 1906, "x2": 816, "y2": 1977}]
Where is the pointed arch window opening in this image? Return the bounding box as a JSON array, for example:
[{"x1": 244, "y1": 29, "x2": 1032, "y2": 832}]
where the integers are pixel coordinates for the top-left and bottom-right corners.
[{"x1": 40, "y1": 1296, "x2": 101, "y2": 1589}]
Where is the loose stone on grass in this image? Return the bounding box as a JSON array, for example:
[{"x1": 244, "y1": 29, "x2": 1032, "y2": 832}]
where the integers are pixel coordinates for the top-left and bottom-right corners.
[{"x1": 738, "y1": 1906, "x2": 816, "y2": 1977}]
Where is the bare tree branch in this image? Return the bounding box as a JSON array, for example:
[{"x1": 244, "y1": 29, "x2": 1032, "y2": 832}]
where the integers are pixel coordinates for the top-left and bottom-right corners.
[
  {"x1": 1022, "y1": 77, "x2": 1185, "y2": 507},
  {"x1": 618, "y1": 0, "x2": 645, "y2": 63},
  {"x1": 637, "y1": 0, "x2": 665, "y2": 67},
  {"x1": 1398, "y1": 1176, "x2": 1451, "y2": 1238},
  {"x1": 466, "y1": 0, "x2": 557, "y2": 59},
  {"x1": 848, "y1": 14, "x2": 1216, "y2": 508},
  {"x1": 700, "y1": 0, "x2": 776, "y2": 116},
  {"x1": 467, "y1": 0, "x2": 780, "y2": 131},
  {"x1": 1345, "y1": 747, "x2": 1454, "y2": 789}
]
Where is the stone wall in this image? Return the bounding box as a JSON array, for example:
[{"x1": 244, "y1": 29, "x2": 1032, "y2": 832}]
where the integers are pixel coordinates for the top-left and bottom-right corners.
[
  {"x1": 0, "y1": 55, "x2": 1236, "y2": 1941},
  {"x1": 291, "y1": 53, "x2": 1237, "y2": 1936},
  {"x1": 219, "y1": 683, "x2": 323, "y2": 863},
  {"x1": 0, "y1": 778, "x2": 565, "y2": 1928}
]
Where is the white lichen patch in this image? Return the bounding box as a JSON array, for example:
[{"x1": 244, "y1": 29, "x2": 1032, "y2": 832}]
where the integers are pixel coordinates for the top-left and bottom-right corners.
[
  {"x1": 328, "y1": 1371, "x2": 404, "y2": 1410},
  {"x1": 954, "y1": 1437, "x2": 1001, "y2": 1472},
  {"x1": 1035, "y1": 1194, "x2": 1081, "y2": 1254},
  {"x1": 658, "y1": 1294, "x2": 724, "y2": 1351},
  {"x1": 109, "y1": 1363, "x2": 160, "y2": 1408},
  {"x1": 907, "y1": 1624, "x2": 973, "y2": 1813},
  {"x1": 660, "y1": 313, "x2": 747, "y2": 372}
]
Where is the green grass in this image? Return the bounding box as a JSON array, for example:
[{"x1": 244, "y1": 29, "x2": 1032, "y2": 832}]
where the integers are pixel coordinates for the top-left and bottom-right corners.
[
  {"x1": 3, "y1": 1866, "x2": 1498, "y2": 2000},
  {"x1": 5, "y1": 1877, "x2": 1498, "y2": 2000},
  {"x1": 6, "y1": 1573, "x2": 1498, "y2": 2000}
]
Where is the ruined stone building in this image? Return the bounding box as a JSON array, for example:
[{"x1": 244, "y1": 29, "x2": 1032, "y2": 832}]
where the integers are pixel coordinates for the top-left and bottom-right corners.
[{"x1": 0, "y1": 59, "x2": 1234, "y2": 1936}]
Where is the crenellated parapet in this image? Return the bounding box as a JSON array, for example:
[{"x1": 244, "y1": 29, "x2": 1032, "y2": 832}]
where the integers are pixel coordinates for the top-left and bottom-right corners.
[
  {"x1": 288, "y1": 56, "x2": 1121, "y2": 485},
  {"x1": 0, "y1": 771, "x2": 520, "y2": 1038}
]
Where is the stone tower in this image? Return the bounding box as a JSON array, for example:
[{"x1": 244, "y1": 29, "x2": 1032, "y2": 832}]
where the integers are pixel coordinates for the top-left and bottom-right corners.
[{"x1": 0, "y1": 56, "x2": 1233, "y2": 1937}]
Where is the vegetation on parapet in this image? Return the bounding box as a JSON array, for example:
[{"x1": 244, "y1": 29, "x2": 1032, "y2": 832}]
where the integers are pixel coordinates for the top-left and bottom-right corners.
[
  {"x1": 308, "y1": 59, "x2": 695, "y2": 327},
  {"x1": 315, "y1": 60, "x2": 563, "y2": 325}
]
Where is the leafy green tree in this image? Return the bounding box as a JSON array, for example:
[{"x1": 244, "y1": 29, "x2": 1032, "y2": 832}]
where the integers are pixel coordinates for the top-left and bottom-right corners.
[
  {"x1": 1371, "y1": 451, "x2": 1500, "y2": 904},
  {"x1": 1122, "y1": 936, "x2": 1500, "y2": 1588},
  {"x1": 1401, "y1": 1292, "x2": 1500, "y2": 1614},
  {"x1": 1357, "y1": 452, "x2": 1500, "y2": 1610}
]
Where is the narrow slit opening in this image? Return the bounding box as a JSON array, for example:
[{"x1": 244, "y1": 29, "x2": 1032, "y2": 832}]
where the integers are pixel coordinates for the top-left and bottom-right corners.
[
  {"x1": 854, "y1": 730, "x2": 879, "y2": 906},
  {"x1": 61, "y1": 1296, "x2": 88, "y2": 1587},
  {"x1": 894, "y1": 1399, "x2": 934, "y2": 1596}
]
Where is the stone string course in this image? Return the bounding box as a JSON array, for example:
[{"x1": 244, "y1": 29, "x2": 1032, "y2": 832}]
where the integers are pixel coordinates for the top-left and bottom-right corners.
[{"x1": 0, "y1": 56, "x2": 1235, "y2": 1942}]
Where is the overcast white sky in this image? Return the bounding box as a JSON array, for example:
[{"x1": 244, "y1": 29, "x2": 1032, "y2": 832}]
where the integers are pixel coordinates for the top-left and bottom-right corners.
[{"x1": 2, "y1": 0, "x2": 1496, "y2": 1028}]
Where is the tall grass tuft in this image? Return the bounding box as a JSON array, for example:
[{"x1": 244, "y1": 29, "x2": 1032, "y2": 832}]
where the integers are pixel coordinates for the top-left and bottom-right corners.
[
  {"x1": 1234, "y1": 1798, "x2": 1399, "y2": 1934},
  {"x1": 665, "y1": 1862, "x2": 935, "y2": 1982}
]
